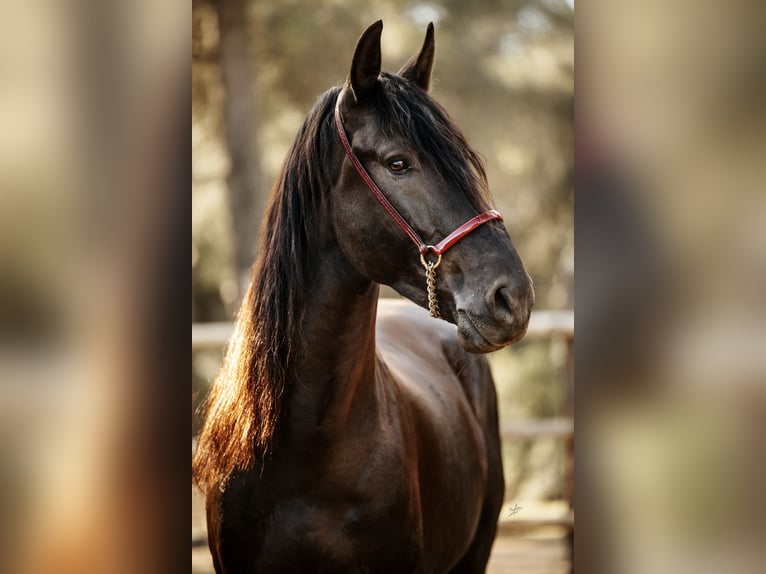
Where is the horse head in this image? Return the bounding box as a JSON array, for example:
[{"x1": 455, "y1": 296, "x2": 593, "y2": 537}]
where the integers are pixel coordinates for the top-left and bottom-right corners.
[{"x1": 332, "y1": 20, "x2": 534, "y2": 352}]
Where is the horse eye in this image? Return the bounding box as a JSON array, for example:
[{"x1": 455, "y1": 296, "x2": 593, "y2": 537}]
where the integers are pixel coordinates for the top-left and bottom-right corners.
[{"x1": 388, "y1": 160, "x2": 409, "y2": 173}]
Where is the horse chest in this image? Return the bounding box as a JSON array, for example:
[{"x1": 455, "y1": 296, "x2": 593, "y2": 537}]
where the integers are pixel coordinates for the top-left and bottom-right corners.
[
  {"x1": 255, "y1": 494, "x2": 421, "y2": 572},
  {"x1": 216, "y1": 444, "x2": 424, "y2": 572}
]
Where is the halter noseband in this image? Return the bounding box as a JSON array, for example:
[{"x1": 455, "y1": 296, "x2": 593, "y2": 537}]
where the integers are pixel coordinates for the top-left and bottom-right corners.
[{"x1": 334, "y1": 98, "x2": 503, "y2": 318}]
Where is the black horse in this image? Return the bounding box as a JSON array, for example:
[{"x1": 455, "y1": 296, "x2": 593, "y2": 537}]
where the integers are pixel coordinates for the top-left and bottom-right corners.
[{"x1": 193, "y1": 21, "x2": 534, "y2": 573}]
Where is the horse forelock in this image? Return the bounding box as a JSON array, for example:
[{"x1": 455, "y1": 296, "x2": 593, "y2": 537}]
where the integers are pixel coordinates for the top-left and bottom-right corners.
[{"x1": 373, "y1": 72, "x2": 492, "y2": 213}]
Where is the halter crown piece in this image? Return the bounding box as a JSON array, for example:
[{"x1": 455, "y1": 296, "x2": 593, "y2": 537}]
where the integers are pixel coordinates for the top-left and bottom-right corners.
[{"x1": 334, "y1": 98, "x2": 503, "y2": 318}]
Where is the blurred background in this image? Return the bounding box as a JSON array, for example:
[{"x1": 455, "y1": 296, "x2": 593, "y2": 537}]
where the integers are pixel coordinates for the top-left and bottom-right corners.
[
  {"x1": 192, "y1": 0, "x2": 573, "y2": 572},
  {"x1": 0, "y1": 1, "x2": 187, "y2": 573},
  {"x1": 3, "y1": 0, "x2": 760, "y2": 573},
  {"x1": 577, "y1": 1, "x2": 766, "y2": 572}
]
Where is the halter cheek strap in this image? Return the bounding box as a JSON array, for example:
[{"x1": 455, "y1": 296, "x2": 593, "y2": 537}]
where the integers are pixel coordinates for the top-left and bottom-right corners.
[{"x1": 334, "y1": 99, "x2": 503, "y2": 318}]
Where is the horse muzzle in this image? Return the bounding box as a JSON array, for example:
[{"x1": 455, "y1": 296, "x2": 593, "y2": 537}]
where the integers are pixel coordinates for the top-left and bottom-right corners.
[{"x1": 454, "y1": 274, "x2": 534, "y2": 353}]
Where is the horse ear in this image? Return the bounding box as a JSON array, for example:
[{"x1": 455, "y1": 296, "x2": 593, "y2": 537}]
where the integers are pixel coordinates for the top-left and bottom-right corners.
[
  {"x1": 397, "y1": 22, "x2": 435, "y2": 91},
  {"x1": 347, "y1": 20, "x2": 383, "y2": 104}
]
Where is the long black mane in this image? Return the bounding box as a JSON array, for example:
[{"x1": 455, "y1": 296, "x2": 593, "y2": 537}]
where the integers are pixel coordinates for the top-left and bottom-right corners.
[{"x1": 193, "y1": 87, "x2": 339, "y2": 491}]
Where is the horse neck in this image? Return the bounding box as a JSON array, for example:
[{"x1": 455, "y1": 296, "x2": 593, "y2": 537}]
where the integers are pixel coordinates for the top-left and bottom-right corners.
[{"x1": 286, "y1": 239, "x2": 380, "y2": 440}]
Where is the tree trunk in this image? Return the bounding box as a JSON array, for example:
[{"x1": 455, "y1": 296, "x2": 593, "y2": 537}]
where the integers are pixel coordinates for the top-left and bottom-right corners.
[{"x1": 215, "y1": 0, "x2": 264, "y2": 303}]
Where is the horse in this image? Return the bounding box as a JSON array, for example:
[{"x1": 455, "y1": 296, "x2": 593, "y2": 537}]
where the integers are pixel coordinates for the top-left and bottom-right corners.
[{"x1": 193, "y1": 20, "x2": 534, "y2": 573}]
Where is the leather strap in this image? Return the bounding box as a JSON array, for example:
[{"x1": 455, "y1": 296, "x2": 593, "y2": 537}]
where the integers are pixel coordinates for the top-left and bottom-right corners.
[
  {"x1": 334, "y1": 99, "x2": 502, "y2": 256},
  {"x1": 431, "y1": 209, "x2": 502, "y2": 255}
]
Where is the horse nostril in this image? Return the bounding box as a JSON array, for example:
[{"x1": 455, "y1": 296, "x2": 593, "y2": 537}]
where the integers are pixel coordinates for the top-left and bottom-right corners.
[{"x1": 492, "y1": 286, "x2": 516, "y2": 324}]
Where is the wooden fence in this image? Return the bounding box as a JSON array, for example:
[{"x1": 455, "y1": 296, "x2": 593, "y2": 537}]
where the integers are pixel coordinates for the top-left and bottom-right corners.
[{"x1": 192, "y1": 309, "x2": 573, "y2": 351}]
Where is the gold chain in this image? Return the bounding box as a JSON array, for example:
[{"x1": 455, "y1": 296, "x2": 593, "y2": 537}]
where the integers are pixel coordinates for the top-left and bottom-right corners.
[{"x1": 419, "y1": 253, "x2": 443, "y2": 318}]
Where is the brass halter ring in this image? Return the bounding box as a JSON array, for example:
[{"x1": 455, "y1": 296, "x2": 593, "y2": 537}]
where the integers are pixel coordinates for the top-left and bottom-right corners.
[{"x1": 419, "y1": 251, "x2": 443, "y2": 318}]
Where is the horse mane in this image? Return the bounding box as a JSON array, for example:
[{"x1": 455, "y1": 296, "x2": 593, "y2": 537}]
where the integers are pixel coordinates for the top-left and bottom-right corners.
[
  {"x1": 192, "y1": 87, "x2": 340, "y2": 492},
  {"x1": 193, "y1": 75, "x2": 491, "y2": 492}
]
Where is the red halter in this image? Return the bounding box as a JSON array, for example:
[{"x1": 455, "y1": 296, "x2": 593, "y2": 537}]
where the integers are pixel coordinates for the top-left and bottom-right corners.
[{"x1": 334, "y1": 98, "x2": 503, "y2": 317}]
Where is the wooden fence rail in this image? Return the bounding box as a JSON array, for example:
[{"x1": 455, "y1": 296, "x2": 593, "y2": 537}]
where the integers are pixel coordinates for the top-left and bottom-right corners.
[{"x1": 192, "y1": 309, "x2": 573, "y2": 351}]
